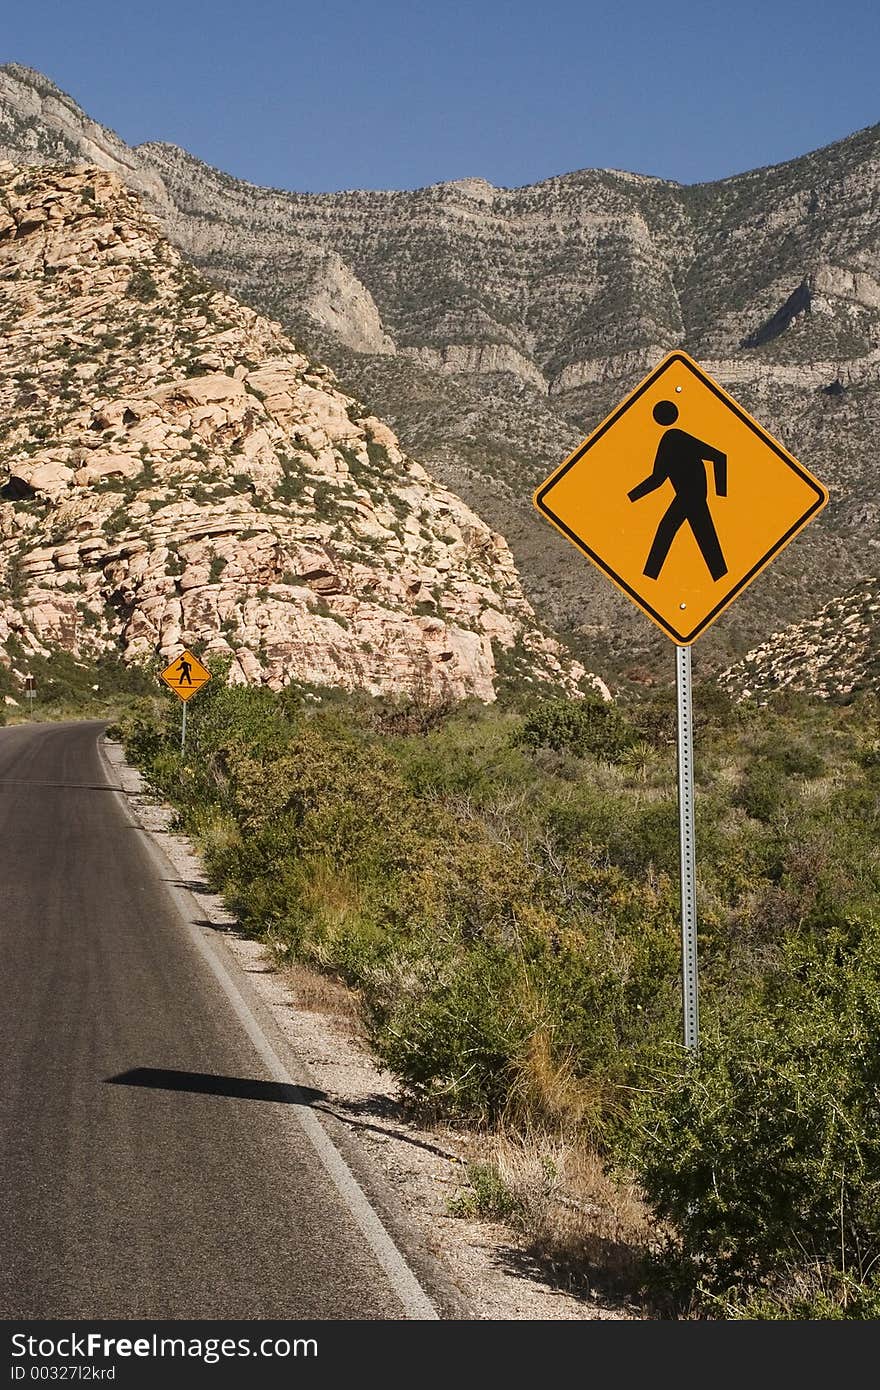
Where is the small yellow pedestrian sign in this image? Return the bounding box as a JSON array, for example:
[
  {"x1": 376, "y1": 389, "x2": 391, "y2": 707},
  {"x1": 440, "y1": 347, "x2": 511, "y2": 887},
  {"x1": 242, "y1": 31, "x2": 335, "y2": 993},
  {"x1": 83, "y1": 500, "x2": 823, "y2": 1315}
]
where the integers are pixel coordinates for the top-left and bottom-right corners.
[
  {"x1": 159, "y1": 650, "x2": 212, "y2": 702},
  {"x1": 534, "y1": 351, "x2": 828, "y2": 644}
]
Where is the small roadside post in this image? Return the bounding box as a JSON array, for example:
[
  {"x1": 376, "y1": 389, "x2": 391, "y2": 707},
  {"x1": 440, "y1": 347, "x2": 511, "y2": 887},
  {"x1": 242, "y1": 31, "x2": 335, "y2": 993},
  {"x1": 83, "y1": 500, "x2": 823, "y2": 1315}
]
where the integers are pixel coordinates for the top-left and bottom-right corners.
[
  {"x1": 25, "y1": 674, "x2": 36, "y2": 715},
  {"x1": 533, "y1": 350, "x2": 828, "y2": 1049},
  {"x1": 158, "y1": 649, "x2": 212, "y2": 754}
]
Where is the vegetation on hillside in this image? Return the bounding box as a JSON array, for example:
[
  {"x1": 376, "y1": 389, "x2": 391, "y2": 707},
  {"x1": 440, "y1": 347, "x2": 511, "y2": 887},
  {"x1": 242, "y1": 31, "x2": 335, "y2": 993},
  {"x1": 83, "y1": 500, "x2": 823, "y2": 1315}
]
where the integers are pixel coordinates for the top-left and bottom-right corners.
[
  {"x1": 116, "y1": 671, "x2": 880, "y2": 1318},
  {"x1": 0, "y1": 640, "x2": 153, "y2": 723}
]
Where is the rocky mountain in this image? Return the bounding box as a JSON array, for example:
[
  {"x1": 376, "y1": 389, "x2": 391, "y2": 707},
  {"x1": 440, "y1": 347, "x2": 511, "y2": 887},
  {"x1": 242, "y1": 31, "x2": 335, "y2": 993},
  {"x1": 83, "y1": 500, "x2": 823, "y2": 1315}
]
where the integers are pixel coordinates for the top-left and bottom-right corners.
[
  {"x1": 1, "y1": 62, "x2": 878, "y2": 674},
  {"x1": 0, "y1": 160, "x2": 593, "y2": 702},
  {"x1": 720, "y1": 580, "x2": 880, "y2": 701}
]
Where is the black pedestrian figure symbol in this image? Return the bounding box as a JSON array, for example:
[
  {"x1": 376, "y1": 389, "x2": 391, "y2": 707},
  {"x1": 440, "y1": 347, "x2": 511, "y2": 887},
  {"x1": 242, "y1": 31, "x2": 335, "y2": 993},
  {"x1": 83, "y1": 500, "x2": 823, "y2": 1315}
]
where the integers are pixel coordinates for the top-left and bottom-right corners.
[
  {"x1": 175, "y1": 656, "x2": 193, "y2": 686},
  {"x1": 628, "y1": 400, "x2": 728, "y2": 581}
]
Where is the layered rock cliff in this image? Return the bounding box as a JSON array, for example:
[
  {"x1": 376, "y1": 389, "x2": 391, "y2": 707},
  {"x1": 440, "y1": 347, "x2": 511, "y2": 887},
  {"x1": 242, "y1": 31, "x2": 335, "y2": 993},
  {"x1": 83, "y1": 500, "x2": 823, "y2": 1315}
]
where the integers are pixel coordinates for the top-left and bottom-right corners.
[
  {"x1": 0, "y1": 162, "x2": 595, "y2": 701},
  {"x1": 2, "y1": 62, "x2": 878, "y2": 669}
]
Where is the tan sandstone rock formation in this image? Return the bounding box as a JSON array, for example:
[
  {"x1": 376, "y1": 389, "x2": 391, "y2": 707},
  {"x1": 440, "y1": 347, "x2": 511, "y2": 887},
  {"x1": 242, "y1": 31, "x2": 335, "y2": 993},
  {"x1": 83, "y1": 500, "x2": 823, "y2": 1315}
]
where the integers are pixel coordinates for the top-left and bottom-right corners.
[
  {"x1": 0, "y1": 162, "x2": 600, "y2": 702},
  {"x1": 720, "y1": 580, "x2": 880, "y2": 701}
]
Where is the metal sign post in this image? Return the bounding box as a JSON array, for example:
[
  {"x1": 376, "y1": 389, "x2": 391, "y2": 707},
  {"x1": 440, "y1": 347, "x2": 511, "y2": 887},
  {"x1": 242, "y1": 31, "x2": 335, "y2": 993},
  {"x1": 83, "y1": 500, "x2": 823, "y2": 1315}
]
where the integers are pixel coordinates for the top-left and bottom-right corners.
[
  {"x1": 532, "y1": 349, "x2": 828, "y2": 1051},
  {"x1": 676, "y1": 645, "x2": 699, "y2": 1050},
  {"x1": 181, "y1": 700, "x2": 187, "y2": 755}
]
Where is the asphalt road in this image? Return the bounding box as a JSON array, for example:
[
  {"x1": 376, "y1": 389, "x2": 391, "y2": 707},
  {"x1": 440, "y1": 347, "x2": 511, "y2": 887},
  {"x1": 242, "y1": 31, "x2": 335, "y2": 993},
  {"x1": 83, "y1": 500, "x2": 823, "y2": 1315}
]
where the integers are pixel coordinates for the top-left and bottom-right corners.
[{"x1": 0, "y1": 720, "x2": 431, "y2": 1319}]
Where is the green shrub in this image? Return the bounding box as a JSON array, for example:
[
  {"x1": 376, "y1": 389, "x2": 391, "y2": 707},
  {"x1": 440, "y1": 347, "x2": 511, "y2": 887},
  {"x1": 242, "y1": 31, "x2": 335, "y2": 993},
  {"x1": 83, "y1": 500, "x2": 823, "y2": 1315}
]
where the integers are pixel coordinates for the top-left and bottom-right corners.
[
  {"x1": 126, "y1": 267, "x2": 160, "y2": 302},
  {"x1": 513, "y1": 695, "x2": 637, "y2": 763},
  {"x1": 720, "y1": 1270, "x2": 880, "y2": 1320},
  {"x1": 621, "y1": 915, "x2": 880, "y2": 1301},
  {"x1": 450, "y1": 1163, "x2": 525, "y2": 1221},
  {"x1": 735, "y1": 756, "x2": 791, "y2": 822},
  {"x1": 372, "y1": 941, "x2": 535, "y2": 1117}
]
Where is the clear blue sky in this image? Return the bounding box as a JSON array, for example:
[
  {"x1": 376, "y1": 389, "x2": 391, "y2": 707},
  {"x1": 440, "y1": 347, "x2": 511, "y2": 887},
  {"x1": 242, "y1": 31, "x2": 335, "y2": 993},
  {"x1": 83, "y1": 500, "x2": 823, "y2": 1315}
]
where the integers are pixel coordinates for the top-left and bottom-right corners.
[{"x1": 5, "y1": 0, "x2": 879, "y2": 192}]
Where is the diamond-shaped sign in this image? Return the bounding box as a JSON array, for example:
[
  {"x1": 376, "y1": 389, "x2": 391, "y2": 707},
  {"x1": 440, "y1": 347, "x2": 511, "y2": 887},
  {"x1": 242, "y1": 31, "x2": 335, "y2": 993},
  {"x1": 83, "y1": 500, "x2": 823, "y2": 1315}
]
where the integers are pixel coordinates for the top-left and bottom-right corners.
[
  {"x1": 534, "y1": 351, "x2": 829, "y2": 644},
  {"x1": 159, "y1": 649, "x2": 212, "y2": 702}
]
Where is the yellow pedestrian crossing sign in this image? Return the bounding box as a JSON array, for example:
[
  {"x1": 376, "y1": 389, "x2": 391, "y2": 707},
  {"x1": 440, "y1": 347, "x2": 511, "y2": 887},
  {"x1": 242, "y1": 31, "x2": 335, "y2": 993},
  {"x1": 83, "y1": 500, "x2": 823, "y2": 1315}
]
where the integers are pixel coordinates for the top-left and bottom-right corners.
[
  {"x1": 159, "y1": 650, "x2": 212, "y2": 702},
  {"x1": 534, "y1": 351, "x2": 829, "y2": 644}
]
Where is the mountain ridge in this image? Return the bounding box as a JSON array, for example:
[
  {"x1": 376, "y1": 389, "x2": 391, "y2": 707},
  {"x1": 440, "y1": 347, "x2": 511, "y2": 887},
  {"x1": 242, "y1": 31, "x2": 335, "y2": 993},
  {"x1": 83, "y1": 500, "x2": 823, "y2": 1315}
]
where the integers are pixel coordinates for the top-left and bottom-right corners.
[
  {"x1": 7, "y1": 59, "x2": 879, "y2": 197},
  {"x1": 2, "y1": 62, "x2": 878, "y2": 675}
]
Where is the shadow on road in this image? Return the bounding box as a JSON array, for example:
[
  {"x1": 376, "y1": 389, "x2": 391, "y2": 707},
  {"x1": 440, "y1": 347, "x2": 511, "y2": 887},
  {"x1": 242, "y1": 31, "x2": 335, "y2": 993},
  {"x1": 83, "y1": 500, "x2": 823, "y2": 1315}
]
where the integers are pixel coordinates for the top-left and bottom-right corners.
[
  {"x1": 106, "y1": 1069, "x2": 460, "y2": 1163},
  {"x1": 106, "y1": 1066, "x2": 326, "y2": 1106},
  {"x1": 0, "y1": 780, "x2": 125, "y2": 791}
]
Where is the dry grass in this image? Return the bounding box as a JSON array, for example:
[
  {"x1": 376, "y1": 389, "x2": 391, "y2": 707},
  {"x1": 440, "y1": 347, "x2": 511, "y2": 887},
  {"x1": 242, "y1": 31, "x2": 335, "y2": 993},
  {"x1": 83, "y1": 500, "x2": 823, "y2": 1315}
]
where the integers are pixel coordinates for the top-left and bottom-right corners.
[
  {"x1": 448, "y1": 1024, "x2": 659, "y2": 1301},
  {"x1": 299, "y1": 856, "x2": 365, "y2": 926},
  {"x1": 456, "y1": 1127, "x2": 659, "y2": 1303},
  {"x1": 505, "y1": 1026, "x2": 620, "y2": 1137},
  {"x1": 800, "y1": 773, "x2": 843, "y2": 803},
  {"x1": 280, "y1": 957, "x2": 365, "y2": 1028}
]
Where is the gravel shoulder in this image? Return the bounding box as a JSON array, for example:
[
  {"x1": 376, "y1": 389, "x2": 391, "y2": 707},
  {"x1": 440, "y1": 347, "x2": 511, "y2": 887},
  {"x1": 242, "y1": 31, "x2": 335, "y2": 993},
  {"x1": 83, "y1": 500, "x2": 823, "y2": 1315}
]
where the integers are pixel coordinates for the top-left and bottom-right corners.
[{"x1": 104, "y1": 737, "x2": 635, "y2": 1321}]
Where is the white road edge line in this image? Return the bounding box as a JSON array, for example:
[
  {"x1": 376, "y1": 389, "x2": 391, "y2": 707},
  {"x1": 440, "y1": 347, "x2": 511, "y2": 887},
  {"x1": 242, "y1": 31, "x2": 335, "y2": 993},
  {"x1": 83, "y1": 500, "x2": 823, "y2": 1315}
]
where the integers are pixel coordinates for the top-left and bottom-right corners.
[{"x1": 99, "y1": 738, "x2": 440, "y2": 1322}]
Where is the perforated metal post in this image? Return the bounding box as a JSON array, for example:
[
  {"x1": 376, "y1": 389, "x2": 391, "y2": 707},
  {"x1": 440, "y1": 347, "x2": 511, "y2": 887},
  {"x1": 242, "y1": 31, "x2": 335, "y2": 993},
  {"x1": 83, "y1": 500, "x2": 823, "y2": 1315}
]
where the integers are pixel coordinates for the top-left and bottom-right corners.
[
  {"x1": 181, "y1": 700, "x2": 187, "y2": 755},
  {"x1": 676, "y1": 644, "x2": 699, "y2": 1050}
]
